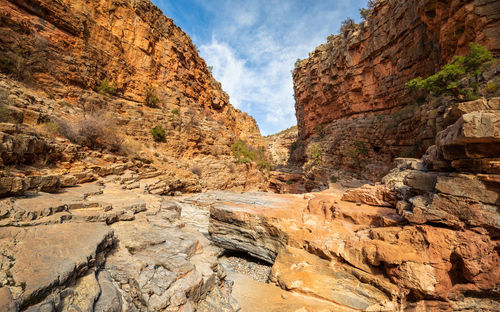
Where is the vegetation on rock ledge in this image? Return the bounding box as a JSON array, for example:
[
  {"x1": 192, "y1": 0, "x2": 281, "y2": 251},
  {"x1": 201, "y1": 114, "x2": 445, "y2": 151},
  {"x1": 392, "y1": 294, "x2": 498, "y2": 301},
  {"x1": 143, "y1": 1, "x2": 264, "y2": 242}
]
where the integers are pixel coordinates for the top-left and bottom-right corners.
[
  {"x1": 231, "y1": 140, "x2": 270, "y2": 171},
  {"x1": 97, "y1": 79, "x2": 117, "y2": 96},
  {"x1": 151, "y1": 125, "x2": 166, "y2": 142},
  {"x1": 144, "y1": 85, "x2": 161, "y2": 108},
  {"x1": 406, "y1": 43, "x2": 494, "y2": 100}
]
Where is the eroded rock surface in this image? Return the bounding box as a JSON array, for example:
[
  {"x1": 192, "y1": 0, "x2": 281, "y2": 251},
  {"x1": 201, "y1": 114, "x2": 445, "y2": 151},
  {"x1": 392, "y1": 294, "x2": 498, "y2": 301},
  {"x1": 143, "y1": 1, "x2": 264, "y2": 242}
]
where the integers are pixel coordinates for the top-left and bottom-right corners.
[
  {"x1": 207, "y1": 113, "x2": 500, "y2": 311},
  {"x1": 0, "y1": 180, "x2": 239, "y2": 311}
]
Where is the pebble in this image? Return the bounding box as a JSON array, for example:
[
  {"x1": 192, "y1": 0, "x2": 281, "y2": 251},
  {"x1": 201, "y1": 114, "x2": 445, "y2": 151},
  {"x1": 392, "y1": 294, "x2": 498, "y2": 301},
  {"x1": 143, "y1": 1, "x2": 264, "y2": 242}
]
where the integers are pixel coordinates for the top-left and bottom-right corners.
[{"x1": 219, "y1": 254, "x2": 271, "y2": 283}]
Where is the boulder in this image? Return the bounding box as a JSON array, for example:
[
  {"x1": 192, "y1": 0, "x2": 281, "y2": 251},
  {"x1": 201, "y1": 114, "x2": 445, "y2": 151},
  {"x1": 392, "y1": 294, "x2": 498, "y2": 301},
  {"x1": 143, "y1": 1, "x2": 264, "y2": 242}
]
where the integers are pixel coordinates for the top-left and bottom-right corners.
[{"x1": 342, "y1": 184, "x2": 397, "y2": 207}]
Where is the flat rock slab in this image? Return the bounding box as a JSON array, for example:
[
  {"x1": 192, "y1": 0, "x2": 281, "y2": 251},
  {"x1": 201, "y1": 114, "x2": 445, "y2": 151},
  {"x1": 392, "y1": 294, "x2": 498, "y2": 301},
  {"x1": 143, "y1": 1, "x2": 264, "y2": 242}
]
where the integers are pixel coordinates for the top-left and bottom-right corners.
[
  {"x1": 228, "y1": 272, "x2": 354, "y2": 312},
  {"x1": 271, "y1": 246, "x2": 396, "y2": 311},
  {"x1": 0, "y1": 223, "x2": 113, "y2": 307}
]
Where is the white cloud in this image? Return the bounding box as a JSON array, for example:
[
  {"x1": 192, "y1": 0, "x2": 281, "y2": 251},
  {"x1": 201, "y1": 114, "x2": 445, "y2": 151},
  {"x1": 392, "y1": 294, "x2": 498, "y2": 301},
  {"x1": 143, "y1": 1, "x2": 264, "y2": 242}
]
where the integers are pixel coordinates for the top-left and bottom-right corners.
[{"x1": 192, "y1": 0, "x2": 366, "y2": 135}]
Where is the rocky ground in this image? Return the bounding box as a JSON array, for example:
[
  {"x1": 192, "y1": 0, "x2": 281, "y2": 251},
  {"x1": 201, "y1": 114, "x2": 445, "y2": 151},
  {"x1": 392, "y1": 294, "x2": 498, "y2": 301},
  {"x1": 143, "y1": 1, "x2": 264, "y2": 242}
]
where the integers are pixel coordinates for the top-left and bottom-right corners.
[
  {"x1": 0, "y1": 179, "x2": 242, "y2": 311},
  {"x1": 206, "y1": 110, "x2": 500, "y2": 311}
]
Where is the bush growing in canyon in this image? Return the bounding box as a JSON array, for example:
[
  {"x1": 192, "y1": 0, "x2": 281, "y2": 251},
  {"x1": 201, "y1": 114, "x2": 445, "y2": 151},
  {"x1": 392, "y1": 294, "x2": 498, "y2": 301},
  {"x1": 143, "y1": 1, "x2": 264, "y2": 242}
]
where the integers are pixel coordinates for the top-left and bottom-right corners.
[
  {"x1": 485, "y1": 82, "x2": 498, "y2": 93},
  {"x1": 97, "y1": 79, "x2": 117, "y2": 96},
  {"x1": 330, "y1": 175, "x2": 338, "y2": 183},
  {"x1": 354, "y1": 141, "x2": 369, "y2": 156},
  {"x1": 359, "y1": 8, "x2": 371, "y2": 20},
  {"x1": 144, "y1": 85, "x2": 161, "y2": 108},
  {"x1": 308, "y1": 144, "x2": 323, "y2": 165},
  {"x1": 360, "y1": 0, "x2": 378, "y2": 20},
  {"x1": 151, "y1": 125, "x2": 166, "y2": 142},
  {"x1": 0, "y1": 54, "x2": 15, "y2": 75},
  {"x1": 55, "y1": 115, "x2": 130, "y2": 155},
  {"x1": 406, "y1": 43, "x2": 494, "y2": 98},
  {"x1": 231, "y1": 140, "x2": 270, "y2": 170},
  {"x1": 340, "y1": 18, "x2": 356, "y2": 35}
]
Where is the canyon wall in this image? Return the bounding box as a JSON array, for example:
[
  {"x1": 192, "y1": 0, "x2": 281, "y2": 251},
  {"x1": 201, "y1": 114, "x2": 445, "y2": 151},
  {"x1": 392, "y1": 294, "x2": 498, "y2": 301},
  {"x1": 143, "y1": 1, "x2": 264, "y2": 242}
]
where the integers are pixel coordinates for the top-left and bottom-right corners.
[
  {"x1": 292, "y1": 0, "x2": 500, "y2": 183},
  {"x1": 0, "y1": 0, "x2": 269, "y2": 193},
  {"x1": 0, "y1": 0, "x2": 263, "y2": 153},
  {"x1": 294, "y1": 0, "x2": 500, "y2": 140}
]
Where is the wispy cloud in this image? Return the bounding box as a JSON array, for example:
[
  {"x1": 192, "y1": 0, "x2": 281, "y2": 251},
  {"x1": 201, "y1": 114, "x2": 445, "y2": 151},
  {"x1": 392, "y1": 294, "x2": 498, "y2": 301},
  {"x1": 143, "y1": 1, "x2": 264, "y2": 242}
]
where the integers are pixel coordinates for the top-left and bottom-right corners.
[{"x1": 155, "y1": 0, "x2": 367, "y2": 135}]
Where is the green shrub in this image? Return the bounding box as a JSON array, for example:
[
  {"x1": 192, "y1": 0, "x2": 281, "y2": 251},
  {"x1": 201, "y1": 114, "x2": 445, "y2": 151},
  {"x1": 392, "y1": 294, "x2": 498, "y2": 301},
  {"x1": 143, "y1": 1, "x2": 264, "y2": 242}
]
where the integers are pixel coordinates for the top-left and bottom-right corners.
[
  {"x1": 406, "y1": 43, "x2": 493, "y2": 97},
  {"x1": 171, "y1": 108, "x2": 179, "y2": 115},
  {"x1": 486, "y1": 82, "x2": 498, "y2": 93},
  {"x1": 145, "y1": 85, "x2": 161, "y2": 108},
  {"x1": 286, "y1": 180, "x2": 295, "y2": 185},
  {"x1": 151, "y1": 125, "x2": 166, "y2": 142},
  {"x1": 355, "y1": 141, "x2": 368, "y2": 156},
  {"x1": 0, "y1": 54, "x2": 15, "y2": 75},
  {"x1": 309, "y1": 144, "x2": 323, "y2": 165},
  {"x1": 330, "y1": 175, "x2": 338, "y2": 183},
  {"x1": 44, "y1": 121, "x2": 59, "y2": 135},
  {"x1": 97, "y1": 79, "x2": 117, "y2": 96},
  {"x1": 231, "y1": 140, "x2": 269, "y2": 170}
]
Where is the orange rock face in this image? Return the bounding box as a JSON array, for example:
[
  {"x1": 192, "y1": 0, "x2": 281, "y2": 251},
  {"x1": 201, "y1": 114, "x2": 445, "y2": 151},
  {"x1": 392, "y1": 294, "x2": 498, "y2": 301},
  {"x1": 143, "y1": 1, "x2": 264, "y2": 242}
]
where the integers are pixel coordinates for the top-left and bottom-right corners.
[
  {"x1": 293, "y1": 0, "x2": 500, "y2": 141},
  {"x1": 0, "y1": 0, "x2": 263, "y2": 151}
]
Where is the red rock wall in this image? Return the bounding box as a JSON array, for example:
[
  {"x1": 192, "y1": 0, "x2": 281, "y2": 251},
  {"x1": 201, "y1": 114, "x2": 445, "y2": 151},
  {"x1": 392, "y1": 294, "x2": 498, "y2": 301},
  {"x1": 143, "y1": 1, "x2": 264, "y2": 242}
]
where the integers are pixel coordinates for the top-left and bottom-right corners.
[
  {"x1": 0, "y1": 0, "x2": 262, "y2": 146},
  {"x1": 293, "y1": 0, "x2": 500, "y2": 140}
]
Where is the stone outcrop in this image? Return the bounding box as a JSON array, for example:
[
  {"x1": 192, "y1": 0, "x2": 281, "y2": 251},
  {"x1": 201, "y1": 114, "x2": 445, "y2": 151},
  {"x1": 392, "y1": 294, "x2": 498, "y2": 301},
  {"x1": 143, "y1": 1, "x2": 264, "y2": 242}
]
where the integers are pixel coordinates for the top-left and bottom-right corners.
[
  {"x1": 265, "y1": 126, "x2": 298, "y2": 166},
  {"x1": 0, "y1": 180, "x2": 239, "y2": 311},
  {"x1": 207, "y1": 111, "x2": 500, "y2": 311},
  {"x1": 0, "y1": 0, "x2": 269, "y2": 194},
  {"x1": 294, "y1": 0, "x2": 500, "y2": 140},
  {"x1": 292, "y1": 0, "x2": 500, "y2": 182}
]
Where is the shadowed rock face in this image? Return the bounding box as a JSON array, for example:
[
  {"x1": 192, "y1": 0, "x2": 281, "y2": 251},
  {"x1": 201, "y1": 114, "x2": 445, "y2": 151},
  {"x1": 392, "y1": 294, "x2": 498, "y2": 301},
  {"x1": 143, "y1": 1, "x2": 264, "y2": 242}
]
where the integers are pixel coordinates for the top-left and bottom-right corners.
[{"x1": 294, "y1": 0, "x2": 500, "y2": 141}]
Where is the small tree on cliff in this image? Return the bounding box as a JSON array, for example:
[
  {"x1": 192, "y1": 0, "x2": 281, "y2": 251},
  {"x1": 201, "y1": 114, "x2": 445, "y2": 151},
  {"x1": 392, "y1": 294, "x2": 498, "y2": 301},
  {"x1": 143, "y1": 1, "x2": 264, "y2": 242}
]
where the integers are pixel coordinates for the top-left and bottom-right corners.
[{"x1": 406, "y1": 43, "x2": 494, "y2": 99}]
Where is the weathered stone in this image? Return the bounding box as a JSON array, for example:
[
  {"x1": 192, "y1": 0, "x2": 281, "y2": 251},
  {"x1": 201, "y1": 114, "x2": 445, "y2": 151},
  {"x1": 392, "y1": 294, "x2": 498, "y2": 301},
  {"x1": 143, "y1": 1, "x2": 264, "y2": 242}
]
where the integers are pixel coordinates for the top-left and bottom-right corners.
[
  {"x1": 405, "y1": 171, "x2": 440, "y2": 192},
  {"x1": 0, "y1": 223, "x2": 113, "y2": 307},
  {"x1": 342, "y1": 184, "x2": 397, "y2": 207},
  {"x1": 0, "y1": 287, "x2": 18, "y2": 312},
  {"x1": 93, "y1": 271, "x2": 122, "y2": 312},
  {"x1": 61, "y1": 271, "x2": 101, "y2": 312},
  {"x1": 271, "y1": 246, "x2": 396, "y2": 311},
  {"x1": 435, "y1": 174, "x2": 500, "y2": 205},
  {"x1": 294, "y1": 2, "x2": 499, "y2": 142},
  {"x1": 436, "y1": 111, "x2": 500, "y2": 147},
  {"x1": 451, "y1": 158, "x2": 500, "y2": 174}
]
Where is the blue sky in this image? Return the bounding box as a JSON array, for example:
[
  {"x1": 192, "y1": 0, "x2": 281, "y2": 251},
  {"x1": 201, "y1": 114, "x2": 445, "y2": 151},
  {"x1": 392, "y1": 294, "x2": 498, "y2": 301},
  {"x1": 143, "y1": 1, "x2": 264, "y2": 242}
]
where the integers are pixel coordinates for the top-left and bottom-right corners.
[{"x1": 152, "y1": 0, "x2": 367, "y2": 135}]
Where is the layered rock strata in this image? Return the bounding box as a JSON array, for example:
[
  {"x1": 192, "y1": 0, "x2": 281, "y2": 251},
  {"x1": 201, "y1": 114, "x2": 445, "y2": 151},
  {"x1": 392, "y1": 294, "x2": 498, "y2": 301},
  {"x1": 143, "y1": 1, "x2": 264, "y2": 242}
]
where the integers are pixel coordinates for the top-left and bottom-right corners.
[
  {"x1": 0, "y1": 0, "x2": 268, "y2": 194},
  {"x1": 294, "y1": 0, "x2": 500, "y2": 140},
  {"x1": 0, "y1": 181, "x2": 239, "y2": 311},
  {"x1": 208, "y1": 110, "x2": 500, "y2": 311},
  {"x1": 292, "y1": 0, "x2": 500, "y2": 181}
]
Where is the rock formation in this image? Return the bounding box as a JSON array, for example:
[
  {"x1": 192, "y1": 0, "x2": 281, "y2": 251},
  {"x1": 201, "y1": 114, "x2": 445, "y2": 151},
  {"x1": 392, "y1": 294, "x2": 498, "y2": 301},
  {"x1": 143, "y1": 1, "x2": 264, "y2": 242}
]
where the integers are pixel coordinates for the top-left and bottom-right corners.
[
  {"x1": 208, "y1": 108, "x2": 500, "y2": 311},
  {"x1": 1, "y1": 0, "x2": 499, "y2": 311},
  {"x1": 0, "y1": 0, "x2": 268, "y2": 195},
  {"x1": 0, "y1": 181, "x2": 240, "y2": 311},
  {"x1": 292, "y1": 0, "x2": 500, "y2": 181}
]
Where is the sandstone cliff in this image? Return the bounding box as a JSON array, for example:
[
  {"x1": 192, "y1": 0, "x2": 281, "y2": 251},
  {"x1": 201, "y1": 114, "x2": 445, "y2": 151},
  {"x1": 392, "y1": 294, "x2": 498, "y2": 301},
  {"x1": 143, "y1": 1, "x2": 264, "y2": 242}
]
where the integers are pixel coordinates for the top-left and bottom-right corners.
[
  {"x1": 292, "y1": 0, "x2": 500, "y2": 183},
  {"x1": 0, "y1": 0, "x2": 268, "y2": 194}
]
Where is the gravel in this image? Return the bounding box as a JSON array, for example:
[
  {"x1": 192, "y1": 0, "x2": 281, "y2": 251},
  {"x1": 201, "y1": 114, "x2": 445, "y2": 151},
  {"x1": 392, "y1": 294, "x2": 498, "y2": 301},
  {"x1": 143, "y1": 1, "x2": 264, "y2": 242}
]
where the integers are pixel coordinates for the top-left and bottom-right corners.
[{"x1": 219, "y1": 251, "x2": 272, "y2": 283}]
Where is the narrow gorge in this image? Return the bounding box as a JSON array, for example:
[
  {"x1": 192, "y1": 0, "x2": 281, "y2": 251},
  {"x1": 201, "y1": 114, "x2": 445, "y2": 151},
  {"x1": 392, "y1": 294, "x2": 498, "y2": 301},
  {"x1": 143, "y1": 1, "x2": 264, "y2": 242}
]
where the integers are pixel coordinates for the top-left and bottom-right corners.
[{"x1": 0, "y1": 0, "x2": 499, "y2": 311}]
